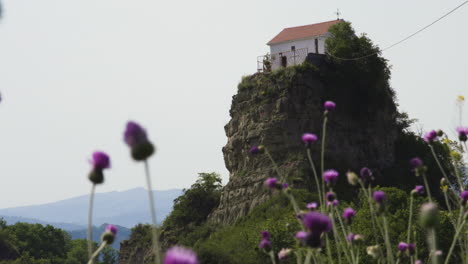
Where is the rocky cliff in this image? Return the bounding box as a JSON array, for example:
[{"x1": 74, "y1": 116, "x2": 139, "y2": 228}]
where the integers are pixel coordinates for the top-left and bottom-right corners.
[{"x1": 209, "y1": 62, "x2": 398, "y2": 225}]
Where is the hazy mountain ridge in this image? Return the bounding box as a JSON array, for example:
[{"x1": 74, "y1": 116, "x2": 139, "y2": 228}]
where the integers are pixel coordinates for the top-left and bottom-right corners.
[
  {"x1": 0, "y1": 188, "x2": 182, "y2": 228},
  {"x1": 0, "y1": 215, "x2": 86, "y2": 230}
]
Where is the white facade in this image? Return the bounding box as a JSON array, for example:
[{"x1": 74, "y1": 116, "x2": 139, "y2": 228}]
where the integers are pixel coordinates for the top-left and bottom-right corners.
[{"x1": 269, "y1": 33, "x2": 331, "y2": 56}]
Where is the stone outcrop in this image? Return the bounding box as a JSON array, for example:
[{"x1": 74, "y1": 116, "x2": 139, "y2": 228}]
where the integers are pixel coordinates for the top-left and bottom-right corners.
[{"x1": 209, "y1": 63, "x2": 398, "y2": 225}]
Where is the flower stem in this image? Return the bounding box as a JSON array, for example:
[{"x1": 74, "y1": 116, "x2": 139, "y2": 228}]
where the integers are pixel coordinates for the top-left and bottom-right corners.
[
  {"x1": 265, "y1": 148, "x2": 284, "y2": 182},
  {"x1": 451, "y1": 158, "x2": 464, "y2": 192},
  {"x1": 304, "y1": 249, "x2": 312, "y2": 264},
  {"x1": 87, "y1": 241, "x2": 107, "y2": 264},
  {"x1": 87, "y1": 184, "x2": 96, "y2": 262},
  {"x1": 306, "y1": 148, "x2": 323, "y2": 207},
  {"x1": 325, "y1": 234, "x2": 335, "y2": 264},
  {"x1": 331, "y1": 209, "x2": 352, "y2": 264},
  {"x1": 382, "y1": 216, "x2": 395, "y2": 264},
  {"x1": 427, "y1": 228, "x2": 439, "y2": 264},
  {"x1": 406, "y1": 195, "x2": 414, "y2": 243},
  {"x1": 429, "y1": 145, "x2": 451, "y2": 191},
  {"x1": 320, "y1": 115, "x2": 328, "y2": 210},
  {"x1": 444, "y1": 219, "x2": 466, "y2": 264},
  {"x1": 268, "y1": 250, "x2": 277, "y2": 264},
  {"x1": 286, "y1": 193, "x2": 306, "y2": 231},
  {"x1": 421, "y1": 172, "x2": 433, "y2": 203},
  {"x1": 144, "y1": 160, "x2": 161, "y2": 264}
]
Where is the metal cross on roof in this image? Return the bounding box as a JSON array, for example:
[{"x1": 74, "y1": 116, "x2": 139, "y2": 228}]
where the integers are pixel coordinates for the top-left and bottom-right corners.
[{"x1": 335, "y1": 9, "x2": 341, "y2": 20}]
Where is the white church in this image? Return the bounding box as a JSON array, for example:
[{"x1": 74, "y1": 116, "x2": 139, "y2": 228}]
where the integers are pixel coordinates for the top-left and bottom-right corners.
[{"x1": 260, "y1": 19, "x2": 342, "y2": 71}]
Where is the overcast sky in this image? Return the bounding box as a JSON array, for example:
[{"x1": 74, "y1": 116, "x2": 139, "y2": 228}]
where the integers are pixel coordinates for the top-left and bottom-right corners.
[{"x1": 0, "y1": 0, "x2": 467, "y2": 209}]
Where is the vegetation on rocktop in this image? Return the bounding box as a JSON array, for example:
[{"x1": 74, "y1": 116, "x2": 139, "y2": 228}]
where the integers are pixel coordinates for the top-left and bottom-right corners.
[{"x1": 160, "y1": 172, "x2": 222, "y2": 248}]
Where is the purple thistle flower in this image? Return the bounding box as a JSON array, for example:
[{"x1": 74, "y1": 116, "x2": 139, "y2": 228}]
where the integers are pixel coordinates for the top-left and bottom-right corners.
[
  {"x1": 249, "y1": 146, "x2": 260, "y2": 155},
  {"x1": 261, "y1": 231, "x2": 271, "y2": 240},
  {"x1": 415, "y1": 260, "x2": 422, "y2": 264},
  {"x1": 307, "y1": 202, "x2": 318, "y2": 210},
  {"x1": 124, "y1": 121, "x2": 155, "y2": 161},
  {"x1": 410, "y1": 157, "x2": 423, "y2": 169},
  {"x1": 300, "y1": 212, "x2": 332, "y2": 248},
  {"x1": 323, "y1": 169, "x2": 339, "y2": 185},
  {"x1": 264, "y1": 177, "x2": 278, "y2": 189},
  {"x1": 296, "y1": 231, "x2": 307, "y2": 240},
  {"x1": 324, "y1": 101, "x2": 336, "y2": 111},
  {"x1": 423, "y1": 130, "x2": 438, "y2": 143},
  {"x1": 124, "y1": 121, "x2": 148, "y2": 148},
  {"x1": 342, "y1": 208, "x2": 356, "y2": 222},
  {"x1": 414, "y1": 185, "x2": 424, "y2": 195},
  {"x1": 398, "y1": 242, "x2": 408, "y2": 252},
  {"x1": 105, "y1": 224, "x2": 117, "y2": 236},
  {"x1": 327, "y1": 199, "x2": 339, "y2": 207},
  {"x1": 164, "y1": 246, "x2": 198, "y2": 264},
  {"x1": 456, "y1": 126, "x2": 468, "y2": 141},
  {"x1": 346, "y1": 233, "x2": 355, "y2": 242},
  {"x1": 326, "y1": 192, "x2": 336, "y2": 202},
  {"x1": 282, "y1": 183, "x2": 289, "y2": 189},
  {"x1": 302, "y1": 133, "x2": 318, "y2": 145},
  {"x1": 302, "y1": 212, "x2": 332, "y2": 233},
  {"x1": 373, "y1": 191, "x2": 386, "y2": 203},
  {"x1": 461, "y1": 190, "x2": 468, "y2": 204},
  {"x1": 259, "y1": 239, "x2": 271, "y2": 249},
  {"x1": 359, "y1": 167, "x2": 374, "y2": 184},
  {"x1": 91, "y1": 151, "x2": 111, "y2": 170}
]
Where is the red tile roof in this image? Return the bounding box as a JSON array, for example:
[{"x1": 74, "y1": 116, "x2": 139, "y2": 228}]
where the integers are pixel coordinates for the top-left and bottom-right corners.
[{"x1": 267, "y1": 19, "x2": 343, "y2": 45}]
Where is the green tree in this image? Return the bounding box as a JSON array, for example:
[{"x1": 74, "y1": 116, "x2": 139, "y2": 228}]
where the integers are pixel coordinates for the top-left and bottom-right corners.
[
  {"x1": 2, "y1": 222, "x2": 71, "y2": 263},
  {"x1": 101, "y1": 246, "x2": 118, "y2": 264},
  {"x1": 64, "y1": 239, "x2": 92, "y2": 264},
  {"x1": 160, "y1": 172, "x2": 222, "y2": 247}
]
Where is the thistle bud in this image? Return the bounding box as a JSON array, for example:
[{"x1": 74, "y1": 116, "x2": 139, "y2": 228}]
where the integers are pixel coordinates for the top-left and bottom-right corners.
[
  {"x1": 88, "y1": 151, "x2": 111, "y2": 184},
  {"x1": 420, "y1": 203, "x2": 439, "y2": 228},
  {"x1": 101, "y1": 225, "x2": 117, "y2": 244},
  {"x1": 131, "y1": 141, "x2": 155, "y2": 161},
  {"x1": 124, "y1": 121, "x2": 155, "y2": 161},
  {"x1": 88, "y1": 169, "x2": 104, "y2": 184},
  {"x1": 346, "y1": 171, "x2": 359, "y2": 186},
  {"x1": 367, "y1": 245, "x2": 381, "y2": 259},
  {"x1": 436, "y1": 130, "x2": 444, "y2": 137},
  {"x1": 277, "y1": 248, "x2": 292, "y2": 260},
  {"x1": 249, "y1": 145, "x2": 265, "y2": 155}
]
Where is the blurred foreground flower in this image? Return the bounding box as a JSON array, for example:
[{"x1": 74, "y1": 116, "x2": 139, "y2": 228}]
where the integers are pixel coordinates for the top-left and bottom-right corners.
[
  {"x1": 88, "y1": 151, "x2": 111, "y2": 184},
  {"x1": 124, "y1": 121, "x2": 161, "y2": 263},
  {"x1": 323, "y1": 169, "x2": 339, "y2": 185},
  {"x1": 164, "y1": 246, "x2": 198, "y2": 264},
  {"x1": 87, "y1": 151, "x2": 111, "y2": 262},
  {"x1": 124, "y1": 121, "x2": 155, "y2": 161},
  {"x1": 456, "y1": 126, "x2": 468, "y2": 142},
  {"x1": 324, "y1": 101, "x2": 336, "y2": 111},
  {"x1": 302, "y1": 133, "x2": 318, "y2": 145},
  {"x1": 87, "y1": 224, "x2": 117, "y2": 264},
  {"x1": 299, "y1": 212, "x2": 332, "y2": 248},
  {"x1": 423, "y1": 130, "x2": 438, "y2": 143}
]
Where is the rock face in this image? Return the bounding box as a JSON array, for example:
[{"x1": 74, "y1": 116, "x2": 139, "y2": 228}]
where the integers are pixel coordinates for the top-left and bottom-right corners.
[{"x1": 209, "y1": 63, "x2": 398, "y2": 225}]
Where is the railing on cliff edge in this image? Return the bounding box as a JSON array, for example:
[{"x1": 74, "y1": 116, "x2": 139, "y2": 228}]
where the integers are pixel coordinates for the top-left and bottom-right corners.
[{"x1": 257, "y1": 47, "x2": 309, "y2": 72}]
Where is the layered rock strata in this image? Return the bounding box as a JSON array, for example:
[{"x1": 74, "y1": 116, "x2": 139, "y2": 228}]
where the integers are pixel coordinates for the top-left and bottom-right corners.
[{"x1": 209, "y1": 64, "x2": 398, "y2": 225}]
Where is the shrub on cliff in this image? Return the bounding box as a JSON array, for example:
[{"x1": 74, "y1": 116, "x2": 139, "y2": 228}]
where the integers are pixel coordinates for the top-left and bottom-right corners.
[{"x1": 160, "y1": 172, "x2": 222, "y2": 247}]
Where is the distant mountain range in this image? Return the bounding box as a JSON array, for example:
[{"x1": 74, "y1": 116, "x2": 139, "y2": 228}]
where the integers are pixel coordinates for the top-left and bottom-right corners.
[
  {"x1": 0, "y1": 188, "x2": 182, "y2": 228},
  {"x1": 0, "y1": 188, "x2": 182, "y2": 249}
]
